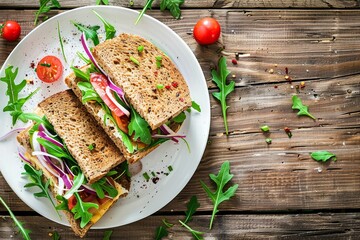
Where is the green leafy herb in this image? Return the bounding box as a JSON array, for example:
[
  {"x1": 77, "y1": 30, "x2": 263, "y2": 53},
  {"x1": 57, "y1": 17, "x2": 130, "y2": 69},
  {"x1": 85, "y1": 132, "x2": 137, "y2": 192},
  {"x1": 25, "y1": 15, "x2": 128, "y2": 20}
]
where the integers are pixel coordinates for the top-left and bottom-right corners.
[
  {"x1": 77, "y1": 82, "x2": 103, "y2": 104},
  {"x1": 34, "y1": 0, "x2": 61, "y2": 25},
  {"x1": 0, "y1": 66, "x2": 40, "y2": 125},
  {"x1": 160, "y1": 0, "x2": 184, "y2": 19},
  {"x1": 260, "y1": 125, "x2": 269, "y2": 132},
  {"x1": 103, "y1": 230, "x2": 113, "y2": 240},
  {"x1": 200, "y1": 161, "x2": 238, "y2": 229},
  {"x1": 64, "y1": 172, "x2": 85, "y2": 199},
  {"x1": 57, "y1": 21, "x2": 67, "y2": 63},
  {"x1": 143, "y1": 172, "x2": 150, "y2": 181},
  {"x1": 88, "y1": 143, "x2": 95, "y2": 151},
  {"x1": 37, "y1": 137, "x2": 76, "y2": 164},
  {"x1": 310, "y1": 151, "x2": 337, "y2": 162},
  {"x1": 265, "y1": 138, "x2": 272, "y2": 144},
  {"x1": 71, "y1": 21, "x2": 100, "y2": 46},
  {"x1": 40, "y1": 63, "x2": 51, "y2": 67},
  {"x1": 52, "y1": 231, "x2": 60, "y2": 240},
  {"x1": 211, "y1": 57, "x2": 235, "y2": 135},
  {"x1": 162, "y1": 218, "x2": 174, "y2": 228},
  {"x1": 91, "y1": 177, "x2": 119, "y2": 199},
  {"x1": 77, "y1": 52, "x2": 91, "y2": 64},
  {"x1": 22, "y1": 164, "x2": 59, "y2": 217},
  {"x1": 106, "y1": 170, "x2": 118, "y2": 177},
  {"x1": 130, "y1": 56, "x2": 140, "y2": 66},
  {"x1": 72, "y1": 66, "x2": 90, "y2": 82},
  {"x1": 184, "y1": 196, "x2": 200, "y2": 224},
  {"x1": 167, "y1": 165, "x2": 173, "y2": 172},
  {"x1": 154, "y1": 225, "x2": 168, "y2": 240},
  {"x1": 172, "y1": 112, "x2": 186, "y2": 123},
  {"x1": 55, "y1": 195, "x2": 69, "y2": 211},
  {"x1": 191, "y1": 101, "x2": 201, "y2": 112},
  {"x1": 138, "y1": 45, "x2": 144, "y2": 53},
  {"x1": 135, "y1": 0, "x2": 155, "y2": 25},
  {"x1": 292, "y1": 95, "x2": 316, "y2": 120},
  {"x1": 156, "y1": 84, "x2": 164, "y2": 90},
  {"x1": 93, "y1": 10, "x2": 116, "y2": 40},
  {"x1": 128, "y1": 106, "x2": 152, "y2": 144},
  {"x1": 72, "y1": 192, "x2": 99, "y2": 228},
  {"x1": 155, "y1": 56, "x2": 162, "y2": 68},
  {"x1": 0, "y1": 196, "x2": 31, "y2": 240},
  {"x1": 179, "y1": 220, "x2": 204, "y2": 240},
  {"x1": 96, "y1": 0, "x2": 109, "y2": 5}
]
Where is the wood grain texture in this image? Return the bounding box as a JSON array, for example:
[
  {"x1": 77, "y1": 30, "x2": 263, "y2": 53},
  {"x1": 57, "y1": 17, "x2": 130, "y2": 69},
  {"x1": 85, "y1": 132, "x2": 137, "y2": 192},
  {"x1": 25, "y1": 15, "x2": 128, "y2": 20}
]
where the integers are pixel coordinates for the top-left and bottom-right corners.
[
  {"x1": 0, "y1": 213, "x2": 360, "y2": 239},
  {"x1": 0, "y1": 0, "x2": 359, "y2": 9}
]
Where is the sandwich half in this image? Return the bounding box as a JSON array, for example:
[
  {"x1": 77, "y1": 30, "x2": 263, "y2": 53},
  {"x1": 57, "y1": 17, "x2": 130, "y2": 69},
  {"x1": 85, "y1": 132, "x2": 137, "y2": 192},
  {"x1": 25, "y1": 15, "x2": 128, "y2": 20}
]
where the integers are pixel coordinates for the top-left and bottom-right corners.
[
  {"x1": 17, "y1": 90, "x2": 128, "y2": 237},
  {"x1": 66, "y1": 33, "x2": 192, "y2": 163}
]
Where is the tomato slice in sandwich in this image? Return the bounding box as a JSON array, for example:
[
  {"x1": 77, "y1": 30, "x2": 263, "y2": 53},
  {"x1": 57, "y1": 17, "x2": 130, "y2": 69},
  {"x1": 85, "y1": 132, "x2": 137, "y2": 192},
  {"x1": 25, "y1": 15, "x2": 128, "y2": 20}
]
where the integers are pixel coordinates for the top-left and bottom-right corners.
[{"x1": 90, "y1": 73, "x2": 125, "y2": 117}]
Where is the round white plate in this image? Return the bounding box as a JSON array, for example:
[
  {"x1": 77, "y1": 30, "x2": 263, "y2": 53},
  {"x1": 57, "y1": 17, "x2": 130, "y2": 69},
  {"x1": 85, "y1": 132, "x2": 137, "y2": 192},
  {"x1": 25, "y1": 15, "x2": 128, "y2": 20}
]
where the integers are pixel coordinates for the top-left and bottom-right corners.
[{"x1": 0, "y1": 6, "x2": 210, "y2": 228}]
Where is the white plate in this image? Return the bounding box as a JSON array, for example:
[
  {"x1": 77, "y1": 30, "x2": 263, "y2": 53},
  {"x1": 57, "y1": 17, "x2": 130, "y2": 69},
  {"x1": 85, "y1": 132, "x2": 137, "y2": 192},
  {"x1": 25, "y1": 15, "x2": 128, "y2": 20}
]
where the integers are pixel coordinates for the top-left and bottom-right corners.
[{"x1": 0, "y1": 6, "x2": 210, "y2": 228}]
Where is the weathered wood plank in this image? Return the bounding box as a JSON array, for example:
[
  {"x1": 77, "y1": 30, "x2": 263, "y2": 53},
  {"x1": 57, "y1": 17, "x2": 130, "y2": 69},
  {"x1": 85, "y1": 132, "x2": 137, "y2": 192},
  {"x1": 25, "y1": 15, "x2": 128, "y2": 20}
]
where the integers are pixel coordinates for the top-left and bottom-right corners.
[
  {"x1": 0, "y1": 0, "x2": 359, "y2": 9},
  {"x1": 1, "y1": 213, "x2": 360, "y2": 239}
]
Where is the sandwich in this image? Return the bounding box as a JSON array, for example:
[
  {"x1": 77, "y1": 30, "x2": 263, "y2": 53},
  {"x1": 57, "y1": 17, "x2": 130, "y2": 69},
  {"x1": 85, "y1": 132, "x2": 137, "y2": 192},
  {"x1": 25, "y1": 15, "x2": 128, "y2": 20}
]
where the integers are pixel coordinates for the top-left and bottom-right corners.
[
  {"x1": 65, "y1": 33, "x2": 193, "y2": 163},
  {"x1": 17, "y1": 90, "x2": 128, "y2": 238}
]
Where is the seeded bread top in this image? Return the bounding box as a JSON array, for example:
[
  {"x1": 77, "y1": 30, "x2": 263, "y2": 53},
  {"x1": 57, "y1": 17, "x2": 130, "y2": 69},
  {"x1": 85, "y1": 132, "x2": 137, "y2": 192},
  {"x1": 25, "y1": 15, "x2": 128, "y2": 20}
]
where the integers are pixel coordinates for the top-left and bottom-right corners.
[
  {"x1": 38, "y1": 90, "x2": 125, "y2": 184},
  {"x1": 92, "y1": 33, "x2": 192, "y2": 130}
]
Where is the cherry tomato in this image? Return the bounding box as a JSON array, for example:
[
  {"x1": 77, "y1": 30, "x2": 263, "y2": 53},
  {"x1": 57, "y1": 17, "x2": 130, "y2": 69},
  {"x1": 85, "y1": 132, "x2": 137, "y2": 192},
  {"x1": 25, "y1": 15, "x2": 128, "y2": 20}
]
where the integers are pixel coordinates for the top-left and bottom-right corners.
[
  {"x1": 90, "y1": 73, "x2": 126, "y2": 117},
  {"x1": 67, "y1": 195, "x2": 77, "y2": 210},
  {"x1": 193, "y1": 17, "x2": 221, "y2": 45},
  {"x1": 36, "y1": 55, "x2": 63, "y2": 83},
  {"x1": 1, "y1": 20, "x2": 21, "y2": 41}
]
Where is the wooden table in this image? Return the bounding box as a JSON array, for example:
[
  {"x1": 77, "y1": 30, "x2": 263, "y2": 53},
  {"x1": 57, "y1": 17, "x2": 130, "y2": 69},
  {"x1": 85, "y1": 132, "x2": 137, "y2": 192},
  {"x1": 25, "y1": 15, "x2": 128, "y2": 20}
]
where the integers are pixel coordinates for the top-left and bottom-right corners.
[{"x1": 1, "y1": 1, "x2": 360, "y2": 239}]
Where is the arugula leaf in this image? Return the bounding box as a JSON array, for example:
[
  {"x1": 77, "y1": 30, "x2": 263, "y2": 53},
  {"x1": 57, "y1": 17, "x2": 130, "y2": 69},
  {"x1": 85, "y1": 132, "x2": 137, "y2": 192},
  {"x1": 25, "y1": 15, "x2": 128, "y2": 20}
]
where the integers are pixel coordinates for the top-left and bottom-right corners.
[
  {"x1": 34, "y1": 0, "x2": 61, "y2": 25},
  {"x1": 200, "y1": 161, "x2": 238, "y2": 229},
  {"x1": 128, "y1": 106, "x2": 152, "y2": 144},
  {"x1": 91, "y1": 177, "x2": 118, "y2": 199},
  {"x1": 71, "y1": 21, "x2": 100, "y2": 46},
  {"x1": 311, "y1": 151, "x2": 337, "y2": 162},
  {"x1": 184, "y1": 195, "x2": 200, "y2": 224},
  {"x1": 22, "y1": 164, "x2": 60, "y2": 218},
  {"x1": 52, "y1": 231, "x2": 60, "y2": 240},
  {"x1": 77, "y1": 52, "x2": 91, "y2": 64},
  {"x1": 154, "y1": 225, "x2": 168, "y2": 240},
  {"x1": 72, "y1": 67, "x2": 90, "y2": 82},
  {"x1": 135, "y1": 0, "x2": 155, "y2": 25},
  {"x1": 96, "y1": 0, "x2": 109, "y2": 5},
  {"x1": 173, "y1": 112, "x2": 186, "y2": 123},
  {"x1": 55, "y1": 195, "x2": 69, "y2": 211},
  {"x1": 36, "y1": 137, "x2": 76, "y2": 164},
  {"x1": 77, "y1": 82, "x2": 104, "y2": 104},
  {"x1": 93, "y1": 10, "x2": 116, "y2": 40},
  {"x1": 103, "y1": 230, "x2": 113, "y2": 240},
  {"x1": 0, "y1": 196, "x2": 31, "y2": 240},
  {"x1": 179, "y1": 220, "x2": 204, "y2": 240},
  {"x1": 211, "y1": 57, "x2": 235, "y2": 135},
  {"x1": 0, "y1": 66, "x2": 40, "y2": 125},
  {"x1": 71, "y1": 192, "x2": 99, "y2": 228},
  {"x1": 160, "y1": 0, "x2": 184, "y2": 19},
  {"x1": 292, "y1": 95, "x2": 316, "y2": 120},
  {"x1": 191, "y1": 101, "x2": 201, "y2": 112},
  {"x1": 57, "y1": 21, "x2": 67, "y2": 64}
]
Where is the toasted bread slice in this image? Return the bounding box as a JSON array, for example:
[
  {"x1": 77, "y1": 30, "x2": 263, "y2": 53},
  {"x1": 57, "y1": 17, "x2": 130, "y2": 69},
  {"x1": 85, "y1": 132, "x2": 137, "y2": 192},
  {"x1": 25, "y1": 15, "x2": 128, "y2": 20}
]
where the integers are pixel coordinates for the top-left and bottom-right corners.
[
  {"x1": 65, "y1": 66, "x2": 158, "y2": 163},
  {"x1": 37, "y1": 90, "x2": 125, "y2": 183},
  {"x1": 17, "y1": 129, "x2": 128, "y2": 238},
  {"x1": 92, "y1": 33, "x2": 192, "y2": 130}
]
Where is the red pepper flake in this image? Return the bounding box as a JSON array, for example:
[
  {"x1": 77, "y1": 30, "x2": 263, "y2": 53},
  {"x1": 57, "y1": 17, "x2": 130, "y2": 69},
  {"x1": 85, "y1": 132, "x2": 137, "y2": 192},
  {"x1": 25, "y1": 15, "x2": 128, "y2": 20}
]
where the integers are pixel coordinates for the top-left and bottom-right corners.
[
  {"x1": 171, "y1": 81, "x2": 178, "y2": 88},
  {"x1": 284, "y1": 127, "x2": 292, "y2": 138},
  {"x1": 274, "y1": 85, "x2": 278, "y2": 89},
  {"x1": 231, "y1": 59, "x2": 238, "y2": 65},
  {"x1": 30, "y1": 62, "x2": 35, "y2": 69},
  {"x1": 179, "y1": 97, "x2": 184, "y2": 102},
  {"x1": 154, "y1": 71, "x2": 158, "y2": 76},
  {"x1": 165, "y1": 85, "x2": 171, "y2": 90}
]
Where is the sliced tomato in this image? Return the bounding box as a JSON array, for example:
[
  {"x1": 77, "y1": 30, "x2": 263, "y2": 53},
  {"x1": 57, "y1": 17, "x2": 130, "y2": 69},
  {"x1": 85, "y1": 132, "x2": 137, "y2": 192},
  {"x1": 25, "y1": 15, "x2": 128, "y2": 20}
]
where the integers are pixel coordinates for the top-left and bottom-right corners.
[
  {"x1": 36, "y1": 55, "x2": 63, "y2": 83},
  {"x1": 67, "y1": 195, "x2": 77, "y2": 210},
  {"x1": 90, "y1": 73, "x2": 125, "y2": 117},
  {"x1": 111, "y1": 111, "x2": 129, "y2": 134}
]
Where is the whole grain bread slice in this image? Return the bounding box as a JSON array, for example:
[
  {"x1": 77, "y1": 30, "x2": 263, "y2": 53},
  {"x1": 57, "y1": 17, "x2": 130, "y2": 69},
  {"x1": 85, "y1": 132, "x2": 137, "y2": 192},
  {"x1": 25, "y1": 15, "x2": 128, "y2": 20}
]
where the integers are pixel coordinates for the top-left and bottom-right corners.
[
  {"x1": 65, "y1": 66, "x2": 158, "y2": 163},
  {"x1": 92, "y1": 33, "x2": 192, "y2": 130},
  {"x1": 37, "y1": 90, "x2": 125, "y2": 183},
  {"x1": 17, "y1": 129, "x2": 127, "y2": 238}
]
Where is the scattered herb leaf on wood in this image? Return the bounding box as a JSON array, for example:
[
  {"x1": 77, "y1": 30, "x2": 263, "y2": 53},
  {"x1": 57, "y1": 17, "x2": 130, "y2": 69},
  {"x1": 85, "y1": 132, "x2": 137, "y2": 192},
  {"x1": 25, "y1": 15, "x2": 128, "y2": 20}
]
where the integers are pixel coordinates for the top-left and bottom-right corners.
[
  {"x1": 200, "y1": 161, "x2": 238, "y2": 229},
  {"x1": 162, "y1": 218, "x2": 174, "y2": 228},
  {"x1": 52, "y1": 231, "x2": 60, "y2": 240},
  {"x1": 292, "y1": 95, "x2": 316, "y2": 120},
  {"x1": 154, "y1": 225, "x2": 168, "y2": 240},
  {"x1": 0, "y1": 66, "x2": 40, "y2": 125},
  {"x1": 179, "y1": 220, "x2": 204, "y2": 240},
  {"x1": 160, "y1": 0, "x2": 184, "y2": 19},
  {"x1": 34, "y1": 0, "x2": 61, "y2": 25},
  {"x1": 311, "y1": 151, "x2": 337, "y2": 162},
  {"x1": 103, "y1": 230, "x2": 113, "y2": 240},
  {"x1": 0, "y1": 196, "x2": 31, "y2": 240},
  {"x1": 211, "y1": 56, "x2": 235, "y2": 135},
  {"x1": 184, "y1": 195, "x2": 200, "y2": 224},
  {"x1": 96, "y1": 0, "x2": 109, "y2": 5}
]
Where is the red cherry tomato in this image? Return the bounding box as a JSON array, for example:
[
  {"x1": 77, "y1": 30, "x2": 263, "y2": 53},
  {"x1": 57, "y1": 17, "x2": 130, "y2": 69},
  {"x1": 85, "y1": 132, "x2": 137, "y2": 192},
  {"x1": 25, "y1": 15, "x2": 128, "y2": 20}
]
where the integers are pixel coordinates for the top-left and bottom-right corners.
[
  {"x1": 36, "y1": 55, "x2": 63, "y2": 83},
  {"x1": 193, "y1": 17, "x2": 221, "y2": 45},
  {"x1": 1, "y1": 20, "x2": 21, "y2": 42}
]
